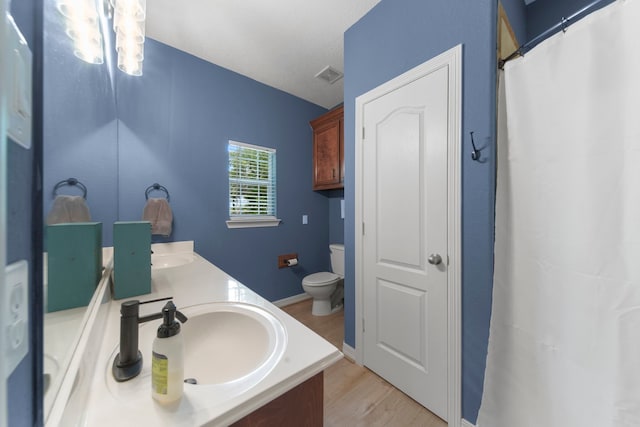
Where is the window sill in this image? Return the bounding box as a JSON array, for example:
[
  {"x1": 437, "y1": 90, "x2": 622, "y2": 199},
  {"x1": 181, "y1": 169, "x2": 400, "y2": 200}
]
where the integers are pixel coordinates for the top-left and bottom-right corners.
[{"x1": 226, "y1": 218, "x2": 282, "y2": 229}]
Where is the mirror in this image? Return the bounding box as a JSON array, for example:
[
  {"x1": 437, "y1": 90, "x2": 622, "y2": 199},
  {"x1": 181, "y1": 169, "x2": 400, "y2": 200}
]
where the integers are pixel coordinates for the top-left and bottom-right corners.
[
  {"x1": 42, "y1": 1, "x2": 117, "y2": 417},
  {"x1": 41, "y1": 0, "x2": 339, "y2": 417}
]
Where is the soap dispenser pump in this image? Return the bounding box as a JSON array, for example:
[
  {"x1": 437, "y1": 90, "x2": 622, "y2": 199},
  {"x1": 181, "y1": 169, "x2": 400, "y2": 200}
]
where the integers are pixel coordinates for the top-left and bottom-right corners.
[{"x1": 151, "y1": 301, "x2": 188, "y2": 404}]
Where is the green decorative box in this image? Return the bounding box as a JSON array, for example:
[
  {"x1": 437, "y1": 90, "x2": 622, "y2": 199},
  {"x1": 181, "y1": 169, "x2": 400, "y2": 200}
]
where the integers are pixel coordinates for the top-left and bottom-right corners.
[
  {"x1": 47, "y1": 222, "x2": 102, "y2": 312},
  {"x1": 113, "y1": 221, "x2": 152, "y2": 299}
]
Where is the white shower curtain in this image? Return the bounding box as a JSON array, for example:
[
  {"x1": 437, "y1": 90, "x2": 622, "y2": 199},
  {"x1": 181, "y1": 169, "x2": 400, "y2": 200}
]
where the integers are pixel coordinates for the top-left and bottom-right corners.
[{"x1": 478, "y1": 1, "x2": 640, "y2": 426}]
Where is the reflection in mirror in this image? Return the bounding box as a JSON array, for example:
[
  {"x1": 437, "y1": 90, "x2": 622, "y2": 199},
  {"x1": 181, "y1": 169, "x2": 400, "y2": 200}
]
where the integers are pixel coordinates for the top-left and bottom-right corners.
[{"x1": 42, "y1": 0, "x2": 117, "y2": 419}]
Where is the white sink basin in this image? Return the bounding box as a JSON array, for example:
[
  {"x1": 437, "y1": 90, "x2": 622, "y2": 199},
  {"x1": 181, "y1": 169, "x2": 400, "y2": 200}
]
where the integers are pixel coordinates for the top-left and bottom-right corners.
[
  {"x1": 181, "y1": 303, "x2": 286, "y2": 384},
  {"x1": 106, "y1": 302, "x2": 287, "y2": 400},
  {"x1": 151, "y1": 253, "x2": 195, "y2": 270}
]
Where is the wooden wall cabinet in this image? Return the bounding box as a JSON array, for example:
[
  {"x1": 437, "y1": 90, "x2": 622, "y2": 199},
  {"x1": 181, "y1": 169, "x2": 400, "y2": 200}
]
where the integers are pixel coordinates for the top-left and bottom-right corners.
[{"x1": 310, "y1": 106, "x2": 343, "y2": 190}]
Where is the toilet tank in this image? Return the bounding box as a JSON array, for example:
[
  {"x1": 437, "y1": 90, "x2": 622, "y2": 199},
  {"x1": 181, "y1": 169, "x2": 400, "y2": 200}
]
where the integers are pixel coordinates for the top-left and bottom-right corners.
[{"x1": 329, "y1": 244, "x2": 345, "y2": 276}]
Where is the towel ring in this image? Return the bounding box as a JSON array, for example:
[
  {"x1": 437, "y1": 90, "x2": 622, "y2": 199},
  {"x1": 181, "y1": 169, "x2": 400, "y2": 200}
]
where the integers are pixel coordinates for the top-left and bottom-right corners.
[
  {"x1": 53, "y1": 178, "x2": 87, "y2": 199},
  {"x1": 145, "y1": 183, "x2": 170, "y2": 201}
]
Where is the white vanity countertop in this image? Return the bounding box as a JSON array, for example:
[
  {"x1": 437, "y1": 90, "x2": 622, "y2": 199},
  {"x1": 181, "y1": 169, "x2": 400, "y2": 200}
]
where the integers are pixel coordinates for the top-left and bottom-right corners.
[
  {"x1": 79, "y1": 245, "x2": 342, "y2": 427},
  {"x1": 44, "y1": 247, "x2": 115, "y2": 415}
]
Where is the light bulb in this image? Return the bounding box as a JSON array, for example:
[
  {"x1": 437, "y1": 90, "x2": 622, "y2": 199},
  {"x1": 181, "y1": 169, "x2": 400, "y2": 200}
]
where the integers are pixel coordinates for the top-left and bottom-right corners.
[
  {"x1": 57, "y1": 0, "x2": 98, "y2": 23},
  {"x1": 115, "y1": 19, "x2": 145, "y2": 43},
  {"x1": 118, "y1": 53, "x2": 143, "y2": 76},
  {"x1": 116, "y1": 35, "x2": 144, "y2": 60},
  {"x1": 114, "y1": 0, "x2": 146, "y2": 22},
  {"x1": 74, "y1": 38, "x2": 104, "y2": 64}
]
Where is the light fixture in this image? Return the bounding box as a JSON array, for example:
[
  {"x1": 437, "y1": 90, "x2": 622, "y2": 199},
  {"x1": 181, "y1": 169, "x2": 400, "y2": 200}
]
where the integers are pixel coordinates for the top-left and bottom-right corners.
[
  {"x1": 56, "y1": 0, "x2": 104, "y2": 64},
  {"x1": 113, "y1": 0, "x2": 146, "y2": 76}
]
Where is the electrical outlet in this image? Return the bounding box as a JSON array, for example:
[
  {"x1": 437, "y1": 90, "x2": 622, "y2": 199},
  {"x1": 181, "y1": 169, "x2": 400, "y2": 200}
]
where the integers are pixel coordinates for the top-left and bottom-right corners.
[
  {"x1": 302, "y1": 215, "x2": 308, "y2": 225},
  {"x1": 4, "y1": 261, "x2": 28, "y2": 377}
]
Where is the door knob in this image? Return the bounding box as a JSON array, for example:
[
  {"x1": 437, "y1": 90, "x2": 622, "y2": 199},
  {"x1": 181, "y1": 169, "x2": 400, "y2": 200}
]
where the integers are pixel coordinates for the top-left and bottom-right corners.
[{"x1": 428, "y1": 254, "x2": 442, "y2": 265}]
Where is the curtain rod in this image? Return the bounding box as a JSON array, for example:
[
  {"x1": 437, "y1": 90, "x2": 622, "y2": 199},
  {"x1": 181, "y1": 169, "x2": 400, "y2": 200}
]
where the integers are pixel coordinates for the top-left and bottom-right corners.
[{"x1": 499, "y1": 0, "x2": 609, "y2": 69}]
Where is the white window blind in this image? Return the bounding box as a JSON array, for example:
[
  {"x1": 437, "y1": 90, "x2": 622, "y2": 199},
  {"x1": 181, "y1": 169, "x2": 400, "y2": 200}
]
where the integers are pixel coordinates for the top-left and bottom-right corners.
[{"x1": 227, "y1": 140, "x2": 280, "y2": 228}]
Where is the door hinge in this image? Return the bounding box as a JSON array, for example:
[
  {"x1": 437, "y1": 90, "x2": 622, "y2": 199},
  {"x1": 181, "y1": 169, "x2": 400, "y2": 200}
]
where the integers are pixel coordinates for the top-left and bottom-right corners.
[
  {"x1": 362, "y1": 318, "x2": 365, "y2": 333},
  {"x1": 362, "y1": 222, "x2": 365, "y2": 235},
  {"x1": 362, "y1": 127, "x2": 365, "y2": 139}
]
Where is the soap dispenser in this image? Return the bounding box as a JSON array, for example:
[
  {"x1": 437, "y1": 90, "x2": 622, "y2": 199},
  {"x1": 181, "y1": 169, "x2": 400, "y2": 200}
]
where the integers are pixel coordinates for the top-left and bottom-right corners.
[{"x1": 152, "y1": 301, "x2": 188, "y2": 404}]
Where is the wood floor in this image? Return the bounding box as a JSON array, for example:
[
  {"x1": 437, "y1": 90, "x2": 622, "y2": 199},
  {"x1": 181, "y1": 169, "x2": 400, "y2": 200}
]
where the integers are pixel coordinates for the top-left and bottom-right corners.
[{"x1": 281, "y1": 299, "x2": 447, "y2": 427}]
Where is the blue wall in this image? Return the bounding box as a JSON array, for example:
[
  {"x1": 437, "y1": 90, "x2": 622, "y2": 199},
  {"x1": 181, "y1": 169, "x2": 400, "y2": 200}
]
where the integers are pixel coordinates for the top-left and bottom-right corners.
[
  {"x1": 7, "y1": 0, "x2": 38, "y2": 425},
  {"x1": 115, "y1": 38, "x2": 331, "y2": 301},
  {"x1": 6, "y1": 141, "x2": 34, "y2": 427},
  {"x1": 328, "y1": 190, "x2": 344, "y2": 245},
  {"x1": 526, "y1": 0, "x2": 615, "y2": 41},
  {"x1": 499, "y1": 0, "x2": 614, "y2": 56},
  {"x1": 501, "y1": 0, "x2": 527, "y2": 45},
  {"x1": 344, "y1": 0, "x2": 497, "y2": 423},
  {"x1": 43, "y1": 0, "x2": 118, "y2": 246}
]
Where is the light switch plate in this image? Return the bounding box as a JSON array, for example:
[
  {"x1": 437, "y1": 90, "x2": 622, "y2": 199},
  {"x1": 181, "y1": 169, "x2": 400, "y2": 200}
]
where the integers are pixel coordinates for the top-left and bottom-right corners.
[
  {"x1": 4, "y1": 260, "x2": 29, "y2": 377},
  {"x1": 6, "y1": 15, "x2": 31, "y2": 149},
  {"x1": 302, "y1": 214, "x2": 308, "y2": 225}
]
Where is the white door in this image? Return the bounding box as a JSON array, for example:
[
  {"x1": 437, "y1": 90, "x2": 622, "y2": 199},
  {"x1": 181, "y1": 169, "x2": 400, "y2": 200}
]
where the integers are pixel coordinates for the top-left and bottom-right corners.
[{"x1": 361, "y1": 64, "x2": 449, "y2": 420}]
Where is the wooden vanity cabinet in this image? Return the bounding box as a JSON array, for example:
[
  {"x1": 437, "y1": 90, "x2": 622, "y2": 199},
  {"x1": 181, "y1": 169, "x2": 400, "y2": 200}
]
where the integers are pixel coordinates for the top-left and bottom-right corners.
[
  {"x1": 231, "y1": 372, "x2": 323, "y2": 426},
  {"x1": 310, "y1": 106, "x2": 344, "y2": 190}
]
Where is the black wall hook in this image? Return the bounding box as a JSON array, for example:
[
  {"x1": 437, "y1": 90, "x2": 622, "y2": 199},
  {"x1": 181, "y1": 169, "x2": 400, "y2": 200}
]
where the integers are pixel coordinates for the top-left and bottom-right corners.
[{"x1": 470, "y1": 132, "x2": 481, "y2": 161}]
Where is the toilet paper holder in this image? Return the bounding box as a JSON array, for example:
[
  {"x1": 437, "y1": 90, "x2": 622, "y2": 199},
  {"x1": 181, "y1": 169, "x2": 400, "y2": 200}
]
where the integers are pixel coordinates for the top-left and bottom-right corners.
[{"x1": 278, "y1": 253, "x2": 298, "y2": 269}]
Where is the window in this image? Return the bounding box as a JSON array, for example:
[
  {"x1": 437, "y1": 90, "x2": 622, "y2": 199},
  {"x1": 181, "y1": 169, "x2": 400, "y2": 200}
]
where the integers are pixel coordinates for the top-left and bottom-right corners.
[{"x1": 226, "y1": 140, "x2": 280, "y2": 228}]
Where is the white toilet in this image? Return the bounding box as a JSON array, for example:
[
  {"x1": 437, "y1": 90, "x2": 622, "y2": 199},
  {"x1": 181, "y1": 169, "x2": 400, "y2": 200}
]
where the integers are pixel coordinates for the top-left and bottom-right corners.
[{"x1": 302, "y1": 243, "x2": 344, "y2": 316}]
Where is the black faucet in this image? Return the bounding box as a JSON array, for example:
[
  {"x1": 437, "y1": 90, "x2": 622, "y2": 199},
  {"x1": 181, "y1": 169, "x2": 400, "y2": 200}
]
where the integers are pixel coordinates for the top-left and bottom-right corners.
[{"x1": 112, "y1": 296, "x2": 186, "y2": 382}]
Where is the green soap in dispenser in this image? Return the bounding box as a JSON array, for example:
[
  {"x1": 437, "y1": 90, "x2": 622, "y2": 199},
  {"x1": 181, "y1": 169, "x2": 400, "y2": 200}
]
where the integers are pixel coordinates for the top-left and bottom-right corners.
[
  {"x1": 113, "y1": 221, "x2": 152, "y2": 299},
  {"x1": 152, "y1": 301, "x2": 188, "y2": 404}
]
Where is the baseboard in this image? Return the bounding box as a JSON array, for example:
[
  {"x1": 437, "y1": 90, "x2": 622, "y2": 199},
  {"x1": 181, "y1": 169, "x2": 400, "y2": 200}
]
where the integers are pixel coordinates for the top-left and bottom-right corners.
[
  {"x1": 342, "y1": 342, "x2": 356, "y2": 361},
  {"x1": 461, "y1": 419, "x2": 476, "y2": 427},
  {"x1": 272, "y1": 293, "x2": 311, "y2": 307}
]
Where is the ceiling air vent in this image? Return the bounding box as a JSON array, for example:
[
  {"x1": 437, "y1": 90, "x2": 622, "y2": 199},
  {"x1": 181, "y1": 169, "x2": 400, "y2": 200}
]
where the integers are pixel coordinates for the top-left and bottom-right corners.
[{"x1": 315, "y1": 66, "x2": 343, "y2": 84}]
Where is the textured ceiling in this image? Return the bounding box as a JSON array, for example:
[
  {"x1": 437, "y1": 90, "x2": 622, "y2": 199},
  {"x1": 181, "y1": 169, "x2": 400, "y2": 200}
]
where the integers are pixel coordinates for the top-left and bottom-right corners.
[{"x1": 145, "y1": 0, "x2": 382, "y2": 109}]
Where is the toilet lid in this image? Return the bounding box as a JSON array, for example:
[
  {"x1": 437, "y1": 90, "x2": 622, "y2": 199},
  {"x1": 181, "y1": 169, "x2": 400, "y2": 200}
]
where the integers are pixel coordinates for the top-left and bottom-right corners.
[{"x1": 303, "y1": 272, "x2": 340, "y2": 286}]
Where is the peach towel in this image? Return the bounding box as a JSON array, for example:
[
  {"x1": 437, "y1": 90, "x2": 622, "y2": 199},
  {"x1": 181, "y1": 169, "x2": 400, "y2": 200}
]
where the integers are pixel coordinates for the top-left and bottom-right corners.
[
  {"x1": 142, "y1": 198, "x2": 173, "y2": 236},
  {"x1": 46, "y1": 195, "x2": 91, "y2": 225}
]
